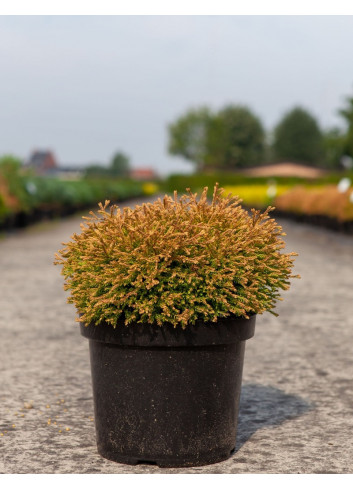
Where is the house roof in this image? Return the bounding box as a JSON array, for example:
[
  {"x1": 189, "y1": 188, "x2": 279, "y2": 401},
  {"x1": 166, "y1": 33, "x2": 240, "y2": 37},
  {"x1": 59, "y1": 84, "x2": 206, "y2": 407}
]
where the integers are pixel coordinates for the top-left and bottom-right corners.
[
  {"x1": 28, "y1": 151, "x2": 55, "y2": 166},
  {"x1": 130, "y1": 168, "x2": 157, "y2": 178},
  {"x1": 241, "y1": 162, "x2": 327, "y2": 179}
]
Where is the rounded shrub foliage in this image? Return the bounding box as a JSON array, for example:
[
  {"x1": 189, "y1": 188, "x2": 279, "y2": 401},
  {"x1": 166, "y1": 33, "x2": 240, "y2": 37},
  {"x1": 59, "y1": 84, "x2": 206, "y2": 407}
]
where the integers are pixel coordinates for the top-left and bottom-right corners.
[{"x1": 55, "y1": 185, "x2": 298, "y2": 329}]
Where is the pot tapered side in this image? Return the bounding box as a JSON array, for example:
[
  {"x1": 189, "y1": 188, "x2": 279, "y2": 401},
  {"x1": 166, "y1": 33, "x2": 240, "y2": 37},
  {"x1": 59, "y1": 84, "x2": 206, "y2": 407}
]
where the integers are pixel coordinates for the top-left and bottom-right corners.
[{"x1": 81, "y1": 315, "x2": 255, "y2": 468}]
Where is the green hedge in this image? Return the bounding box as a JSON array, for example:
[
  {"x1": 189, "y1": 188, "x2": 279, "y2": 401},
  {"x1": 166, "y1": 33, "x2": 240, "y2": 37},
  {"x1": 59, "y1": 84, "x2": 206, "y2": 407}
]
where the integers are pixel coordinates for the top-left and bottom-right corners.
[
  {"x1": 162, "y1": 171, "x2": 353, "y2": 194},
  {"x1": 24, "y1": 177, "x2": 144, "y2": 211},
  {"x1": 0, "y1": 156, "x2": 148, "y2": 228}
]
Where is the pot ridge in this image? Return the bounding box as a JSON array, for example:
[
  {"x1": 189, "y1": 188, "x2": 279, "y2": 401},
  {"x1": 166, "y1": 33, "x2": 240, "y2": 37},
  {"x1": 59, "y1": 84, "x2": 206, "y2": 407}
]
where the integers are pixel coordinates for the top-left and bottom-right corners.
[{"x1": 80, "y1": 314, "x2": 256, "y2": 347}]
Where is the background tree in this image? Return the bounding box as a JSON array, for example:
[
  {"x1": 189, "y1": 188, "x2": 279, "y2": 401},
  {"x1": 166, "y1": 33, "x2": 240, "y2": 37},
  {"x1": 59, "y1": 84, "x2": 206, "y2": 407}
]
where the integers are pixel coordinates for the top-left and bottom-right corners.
[
  {"x1": 273, "y1": 107, "x2": 324, "y2": 165},
  {"x1": 168, "y1": 107, "x2": 212, "y2": 171},
  {"x1": 110, "y1": 151, "x2": 130, "y2": 177},
  {"x1": 205, "y1": 105, "x2": 265, "y2": 169},
  {"x1": 85, "y1": 152, "x2": 131, "y2": 178},
  {"x1": 84, "y1": 163, "x2": 108, "y2": 178},
  {"x1": 168, "y1": 105, "x2": 265, "y2": 171},
  {"x1": 322, "y1": 128, "x2": 346, "y2": 169},
  {"x1": 338, "y1": 95, "x2": 353, "y2": 159}
]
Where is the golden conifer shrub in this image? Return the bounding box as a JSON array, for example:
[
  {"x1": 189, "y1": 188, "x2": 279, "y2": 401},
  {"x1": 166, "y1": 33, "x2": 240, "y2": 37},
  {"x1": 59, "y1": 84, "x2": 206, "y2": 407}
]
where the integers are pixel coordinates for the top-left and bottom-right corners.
[{"x1": 55, "y1": 185, "x2": 299, "y2": 329}]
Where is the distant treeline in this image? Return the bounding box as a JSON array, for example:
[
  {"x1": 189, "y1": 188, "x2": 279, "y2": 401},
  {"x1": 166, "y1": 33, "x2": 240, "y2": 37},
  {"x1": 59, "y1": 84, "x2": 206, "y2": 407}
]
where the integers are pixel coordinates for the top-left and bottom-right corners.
[{"x1": 167, "y1": 97, "x2": 353, "y2": 171}]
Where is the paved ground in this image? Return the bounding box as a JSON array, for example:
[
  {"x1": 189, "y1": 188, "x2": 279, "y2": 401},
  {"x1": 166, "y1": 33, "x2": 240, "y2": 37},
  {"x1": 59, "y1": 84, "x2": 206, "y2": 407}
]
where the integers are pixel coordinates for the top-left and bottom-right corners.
[{"x1": 1, "y1": 197, "x2": 353, "y2": 474}]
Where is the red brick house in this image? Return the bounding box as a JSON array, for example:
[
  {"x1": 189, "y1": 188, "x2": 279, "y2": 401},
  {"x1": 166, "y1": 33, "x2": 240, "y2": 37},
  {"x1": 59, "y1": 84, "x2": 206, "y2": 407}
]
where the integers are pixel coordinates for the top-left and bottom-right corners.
[
  {"x1": 26, "y1": 150, "x2": 58, "y2": 175},
  {"x1": 129, "y1": 168, "x2": 157, "y2": 180}
]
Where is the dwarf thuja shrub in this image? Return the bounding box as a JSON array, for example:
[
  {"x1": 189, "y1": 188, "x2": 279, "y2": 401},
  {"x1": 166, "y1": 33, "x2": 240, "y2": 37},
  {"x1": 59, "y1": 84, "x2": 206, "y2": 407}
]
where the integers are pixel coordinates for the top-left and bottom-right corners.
[{"x1": 55, "y1": 185, "x2": 298, "y2": 329}]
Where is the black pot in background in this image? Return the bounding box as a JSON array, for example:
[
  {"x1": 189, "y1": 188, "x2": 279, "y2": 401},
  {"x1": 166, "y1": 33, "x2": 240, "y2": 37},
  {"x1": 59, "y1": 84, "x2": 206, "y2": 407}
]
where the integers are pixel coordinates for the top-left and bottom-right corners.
[{"x1": 80, "y1": 315, "x2": 256, "y2": 468}]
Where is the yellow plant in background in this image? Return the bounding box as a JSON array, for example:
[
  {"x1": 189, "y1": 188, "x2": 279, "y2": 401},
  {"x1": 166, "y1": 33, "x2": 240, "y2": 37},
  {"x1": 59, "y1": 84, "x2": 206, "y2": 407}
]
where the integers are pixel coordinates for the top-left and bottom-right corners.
[
  {"x1": 222, "y1": 184, "x2": 291, "y2": 208},
  {"x1": 142, "y1": 182, "x2": 159, "y2": 195}
]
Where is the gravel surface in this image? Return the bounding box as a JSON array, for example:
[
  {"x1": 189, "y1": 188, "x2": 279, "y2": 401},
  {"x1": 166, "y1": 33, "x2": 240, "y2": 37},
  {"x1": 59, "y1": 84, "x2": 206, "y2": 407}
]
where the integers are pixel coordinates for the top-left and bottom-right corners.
[{"x1": 1, "y1": 198, "x2": 353, "y2": 473}]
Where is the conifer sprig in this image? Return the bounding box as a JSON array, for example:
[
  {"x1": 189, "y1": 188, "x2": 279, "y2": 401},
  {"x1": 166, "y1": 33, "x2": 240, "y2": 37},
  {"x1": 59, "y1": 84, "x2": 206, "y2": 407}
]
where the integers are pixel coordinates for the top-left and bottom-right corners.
[{"x1": 55, "y1": 185, "x2": 299, "y2": 328}]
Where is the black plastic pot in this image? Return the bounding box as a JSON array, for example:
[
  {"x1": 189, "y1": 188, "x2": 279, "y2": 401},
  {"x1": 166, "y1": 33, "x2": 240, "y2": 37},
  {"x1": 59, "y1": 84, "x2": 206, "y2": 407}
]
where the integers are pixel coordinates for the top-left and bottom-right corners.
[{"x1": 80, "y1": 315, "x2": 255, "y2": 468}]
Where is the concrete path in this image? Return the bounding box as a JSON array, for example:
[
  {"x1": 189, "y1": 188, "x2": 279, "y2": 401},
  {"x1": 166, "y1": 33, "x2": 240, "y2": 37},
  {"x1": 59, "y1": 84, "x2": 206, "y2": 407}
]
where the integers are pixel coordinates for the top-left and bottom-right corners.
[{"x1": 1, "y1": 198, "x2": 353, "y2": 473}]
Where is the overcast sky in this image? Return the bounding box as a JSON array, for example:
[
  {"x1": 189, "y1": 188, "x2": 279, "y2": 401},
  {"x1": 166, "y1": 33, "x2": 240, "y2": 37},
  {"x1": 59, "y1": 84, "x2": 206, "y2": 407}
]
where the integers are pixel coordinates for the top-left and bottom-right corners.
[{"x1": 1, "y1": 15, "x2": 353, "y2": 175}]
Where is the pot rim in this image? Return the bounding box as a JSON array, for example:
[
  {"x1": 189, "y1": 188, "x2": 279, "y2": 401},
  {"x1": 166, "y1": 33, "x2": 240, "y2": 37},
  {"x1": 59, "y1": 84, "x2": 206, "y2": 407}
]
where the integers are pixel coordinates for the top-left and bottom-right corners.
[{"x1": 80, "y1": 314, "x2": 256, "y2": 347}]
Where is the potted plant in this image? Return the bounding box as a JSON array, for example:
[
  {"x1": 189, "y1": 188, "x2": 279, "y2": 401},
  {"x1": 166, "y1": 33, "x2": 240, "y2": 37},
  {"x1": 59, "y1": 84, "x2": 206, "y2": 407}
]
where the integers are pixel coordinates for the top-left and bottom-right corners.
[{"x1": 55, "y1": 185, "x2": 298, "y2": 468}]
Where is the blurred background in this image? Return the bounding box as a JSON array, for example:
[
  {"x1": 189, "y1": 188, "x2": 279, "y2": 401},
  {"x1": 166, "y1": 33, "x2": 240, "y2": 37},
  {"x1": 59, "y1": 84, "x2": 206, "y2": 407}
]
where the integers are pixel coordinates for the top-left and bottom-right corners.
[
  {"x1": 1, "y1": 15, "x2": 353, "y2": 231},
  {"x1": 2, "y1": 14, "x2": 353, "y2": 475}
]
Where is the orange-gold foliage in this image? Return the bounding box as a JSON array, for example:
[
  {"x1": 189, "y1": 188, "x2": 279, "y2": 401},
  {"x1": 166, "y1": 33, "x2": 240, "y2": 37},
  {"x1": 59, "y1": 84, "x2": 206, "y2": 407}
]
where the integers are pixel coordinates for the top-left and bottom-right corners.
[{"x1": 55, "y1": 185, "x2": 298, "y2": 329}]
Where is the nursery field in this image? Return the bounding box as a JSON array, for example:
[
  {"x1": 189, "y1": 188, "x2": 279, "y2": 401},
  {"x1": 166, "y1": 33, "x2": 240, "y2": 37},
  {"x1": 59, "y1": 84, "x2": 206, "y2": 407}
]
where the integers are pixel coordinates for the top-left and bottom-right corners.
[
  {"x1": 0, "y1": 195, "x2": 352, "y2": 474},
  {"x1": 2, "y1": 156, "x2": 353, "y2": 236},
  {"x1": 0, "y1": 157, "x2": 156, "y2": 231},
  {"x1": 164, "y1": 172, "x2": 353, "y2": 234}
]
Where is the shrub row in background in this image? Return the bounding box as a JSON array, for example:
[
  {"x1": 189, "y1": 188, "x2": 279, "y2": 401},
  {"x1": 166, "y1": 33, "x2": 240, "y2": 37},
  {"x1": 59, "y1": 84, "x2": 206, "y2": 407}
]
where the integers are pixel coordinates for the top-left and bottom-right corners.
[
  {"x1": 2, "y1": 155, "x2": 353, "y2": 234},
  {"x1": 164, "y1": 173, "x2": 308, "y2": 194},
  {"x1": 221, "y1": 184, "x2": 292, "y2": 208},
  {"x1": 274, "y1": 185, "x2": 353, "y2": 223},
  {"x1": 0, "y1": 157, "x2": 158, "y2": 230},
  {"x1": 163, "y1": 171, "x2": 353, "y2": 195},
  {"x1": 164, "y1": 172, "x2": 353, "y2": 233},
  {"x1": 222, "y1": 182, "x2": 353, "y2": 232},
  {"x1": 221, "y1": 182, "x2": 353, "y2": 232}
]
